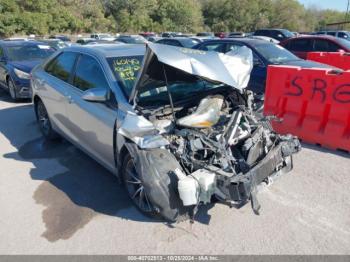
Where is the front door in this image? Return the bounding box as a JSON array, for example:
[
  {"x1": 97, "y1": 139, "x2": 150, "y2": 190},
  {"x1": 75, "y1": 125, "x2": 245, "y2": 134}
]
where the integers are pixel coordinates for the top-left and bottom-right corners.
[{"x1": 65, "y1": 54, "x2": 117, "y2": 171}]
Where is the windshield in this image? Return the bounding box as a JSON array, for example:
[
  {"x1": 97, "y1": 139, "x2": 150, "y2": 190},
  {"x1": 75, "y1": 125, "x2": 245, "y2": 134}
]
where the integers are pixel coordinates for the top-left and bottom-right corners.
[
  {"x1": 255, "y1": 43, "x2": 299, "y2": 63},
  {"x1": 108, "y1": 55, "x2": 144, "y2": 97},
  {"x1": 108, "y1": 55, "x2": 224, "y2": 105},
  {"x1": 6, "y1": 44, "x2": 55, "y2": 61}
]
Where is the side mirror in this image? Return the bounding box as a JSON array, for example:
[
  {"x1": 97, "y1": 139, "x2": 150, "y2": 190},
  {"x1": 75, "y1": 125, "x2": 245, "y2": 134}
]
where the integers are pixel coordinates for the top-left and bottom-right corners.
[
  {"x1": 338, "y1": 49, "x2": 345, "y2": 53},
  {"x1": 0, "y1": 57, "x2": 7, "y2": 63},
  {"x1": 82, "y1": 88, "x2": 108, "y2": 102}
]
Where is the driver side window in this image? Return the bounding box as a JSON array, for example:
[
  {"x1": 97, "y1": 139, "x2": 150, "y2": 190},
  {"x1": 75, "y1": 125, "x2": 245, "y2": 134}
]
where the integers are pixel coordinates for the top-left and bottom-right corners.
[{"x1": 73, "y1": 55, "x2": 109, "y2": 92}]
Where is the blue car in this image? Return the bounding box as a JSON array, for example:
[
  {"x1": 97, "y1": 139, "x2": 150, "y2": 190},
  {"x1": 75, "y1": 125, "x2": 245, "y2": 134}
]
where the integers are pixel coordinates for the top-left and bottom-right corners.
[
  {"x1": 0, "y1": 40, "x2": 55, "y2": 100},
  {"x1": 193, "y1": 38, "x2": 333, "y2": 96}
]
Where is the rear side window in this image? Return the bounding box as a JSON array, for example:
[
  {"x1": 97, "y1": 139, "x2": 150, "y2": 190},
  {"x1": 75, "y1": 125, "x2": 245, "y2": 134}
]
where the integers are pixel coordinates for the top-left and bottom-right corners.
[
  {"x1": 166, "y1": 40, "x2": 182, "y2": 47},
  {"x1": 200, "y1": 43, "x2": 226, "y2": 52},
  {"x1": 255, "y1": 30, "x2": 270, "y2": 37},
  {"x1": 45, "y1": 52, "x2": 77, "y2": 82},
  {"x1": 73, "y1": 55, "x2": 109, "y2": 91},
  {"x1": 157, "y1": 39, "x2": 167, "y2": 45},
  {"x1": 314, "y1": 39, "x2": 340, "y2": 52},
  {"x1": 327, "y1": 32, "x2": 336, "y2": 36},
  {"x1": 226, "y1": 43, "x2": 243, "y2": 53},
  {"x1": 288, "y1": 39, "x2": 313, "y2": 52}
]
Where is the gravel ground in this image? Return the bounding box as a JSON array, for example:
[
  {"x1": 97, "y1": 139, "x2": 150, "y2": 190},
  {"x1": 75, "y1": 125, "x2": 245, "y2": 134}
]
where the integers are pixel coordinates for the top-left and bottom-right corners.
[{"x1": 0, "y1": 89, "x2": 349, "y2": 255}]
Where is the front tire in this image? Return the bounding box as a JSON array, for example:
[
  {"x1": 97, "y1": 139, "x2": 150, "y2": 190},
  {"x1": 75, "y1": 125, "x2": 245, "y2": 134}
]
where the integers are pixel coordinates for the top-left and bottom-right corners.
[
  {"x1": 7, "y1": 78, "x2": 18, "y2": 101},
  {"x1": 121, "y1": 148, "x2": 190, "y2": 222},
  {"x1": 35, "y1": 100, "x2": 58, "y2": 140},
  {"x1": 122, "y1": 154, "x2": 160, "y2": 219}
]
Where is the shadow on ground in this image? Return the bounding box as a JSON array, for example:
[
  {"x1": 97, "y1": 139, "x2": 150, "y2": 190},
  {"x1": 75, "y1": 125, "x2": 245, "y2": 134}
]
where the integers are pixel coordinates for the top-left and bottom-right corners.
[
  {"x1": 0, "y1": 91, "x2": 214, "y2": 241},
  {"x1": 301, "y1": 142, "x2": 349, "y2": 159}
]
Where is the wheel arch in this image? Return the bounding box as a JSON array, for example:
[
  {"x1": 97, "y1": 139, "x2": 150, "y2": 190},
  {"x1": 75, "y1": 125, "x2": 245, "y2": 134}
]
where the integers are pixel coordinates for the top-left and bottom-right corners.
[
  {"x1": 33, "y1": 95, "x2": 42, "y2": 117},
  {"x1": 118, "y1": 142, "x2": 189, "y2": 222}
]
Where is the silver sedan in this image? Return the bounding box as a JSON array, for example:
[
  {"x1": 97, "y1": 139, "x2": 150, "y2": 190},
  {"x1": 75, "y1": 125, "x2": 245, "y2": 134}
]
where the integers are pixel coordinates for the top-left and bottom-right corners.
[{"x1": 31, "y1": 43, "x2": 300, "y2": 222}]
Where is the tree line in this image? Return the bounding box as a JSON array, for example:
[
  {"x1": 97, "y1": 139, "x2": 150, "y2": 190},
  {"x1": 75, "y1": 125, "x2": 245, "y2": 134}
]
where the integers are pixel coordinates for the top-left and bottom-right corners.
[{"x1": 0, "y1": 0, "x2": 348, "y2": 37}]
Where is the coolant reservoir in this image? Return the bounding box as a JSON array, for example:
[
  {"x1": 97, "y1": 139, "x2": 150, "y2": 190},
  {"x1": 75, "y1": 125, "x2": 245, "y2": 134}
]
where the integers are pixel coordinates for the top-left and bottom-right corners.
[
  {"x1": 177, "y1": 95, "x2": 224, "y2": 128},
  {"x1": 174, "y1": 169, "x2": 199, "y2": 206},
  {"x1": 191, "y1": 169, "x2": 216, "y2": 204}
]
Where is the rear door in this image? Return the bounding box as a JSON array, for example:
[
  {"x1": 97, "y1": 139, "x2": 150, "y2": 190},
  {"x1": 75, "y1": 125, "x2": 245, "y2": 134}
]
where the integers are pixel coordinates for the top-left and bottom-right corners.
[
  {"x1": 286, "y1": 38, "x2": 313, "y2": 59},
  {"x1": 38, "y1": 51, "x2": 78, "y2": 134},
  {"x1": 65, "y1": 53, "x2": 117, "y2": 171}
]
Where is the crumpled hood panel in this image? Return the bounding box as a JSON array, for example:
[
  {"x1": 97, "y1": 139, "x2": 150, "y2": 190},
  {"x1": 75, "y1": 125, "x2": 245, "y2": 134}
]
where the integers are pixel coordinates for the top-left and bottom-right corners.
[{"x1": 129, "y1": 43, "x2": 253, "y2": 103}]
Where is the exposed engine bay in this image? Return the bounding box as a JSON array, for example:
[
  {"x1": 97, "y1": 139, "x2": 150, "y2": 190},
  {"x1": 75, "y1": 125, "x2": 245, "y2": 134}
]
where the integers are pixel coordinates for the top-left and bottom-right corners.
[
  {"x1": 117, "y1": 43, "x2": 301, "y2": 221},
  {"x1": 131, "y1": 88, "x2": 300, "y2": 216}
]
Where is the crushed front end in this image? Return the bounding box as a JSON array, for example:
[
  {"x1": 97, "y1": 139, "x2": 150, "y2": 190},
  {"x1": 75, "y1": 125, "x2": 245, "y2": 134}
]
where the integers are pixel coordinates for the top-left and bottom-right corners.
[
  {"x1": 142, "y1": 90, "x2": 300, "y2": 215},
  {"x1": 118, "y1": 43, "x2": 301, "y2": 220}
]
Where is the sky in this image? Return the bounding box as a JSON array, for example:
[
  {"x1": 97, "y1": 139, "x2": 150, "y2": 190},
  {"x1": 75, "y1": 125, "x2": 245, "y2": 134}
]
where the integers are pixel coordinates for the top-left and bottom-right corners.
[{"x1": 298, "y1": 0, "x2": 348, "y2": 11}]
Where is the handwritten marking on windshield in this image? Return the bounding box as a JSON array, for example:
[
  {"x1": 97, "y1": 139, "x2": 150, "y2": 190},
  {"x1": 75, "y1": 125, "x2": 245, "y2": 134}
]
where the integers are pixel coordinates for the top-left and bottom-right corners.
[{"x1": 113, "y1": 58, "x2": 141, "y2": 81}]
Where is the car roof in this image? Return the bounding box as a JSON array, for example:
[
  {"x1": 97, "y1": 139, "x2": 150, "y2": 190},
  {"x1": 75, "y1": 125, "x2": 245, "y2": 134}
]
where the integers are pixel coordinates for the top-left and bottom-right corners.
[
  {"x1": 118, "y1": 35, "x2": 142, "y2": 38},
  {"x1": 317, "y1": 30, "x2": 348, "y2": 32},
  {"x1": 64, "y1": 44, "x2": 145, "y2": 58},
  {"x1": 286, "y1": 35, "x2": 339, "y2": 40},
  {"x1": 256, "y1": 28, "x2": 286, "y2": 31},
  {"x1": 0, "y1": 40, "x2": 50, "y2": 47},
  {"x1": 201, "y1": 38, "x2": 271, "y2": 46}
]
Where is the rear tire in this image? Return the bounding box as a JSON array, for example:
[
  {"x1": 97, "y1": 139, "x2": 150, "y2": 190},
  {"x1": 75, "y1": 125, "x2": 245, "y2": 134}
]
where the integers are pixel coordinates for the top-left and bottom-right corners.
[{"x1": 35, "y1": 99, "x2": 59, "y2": 140}]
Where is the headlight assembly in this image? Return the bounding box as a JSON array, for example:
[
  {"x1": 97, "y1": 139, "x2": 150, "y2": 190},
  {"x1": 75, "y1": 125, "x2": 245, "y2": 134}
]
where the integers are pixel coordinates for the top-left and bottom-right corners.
[{"x1": 14, "y1": 68, "x2": 30, "y2": 79}]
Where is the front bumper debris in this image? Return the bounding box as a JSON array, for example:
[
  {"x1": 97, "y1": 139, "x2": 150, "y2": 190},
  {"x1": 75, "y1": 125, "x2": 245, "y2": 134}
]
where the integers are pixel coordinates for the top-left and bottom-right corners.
[{"x1": 215, "y1": 138, "x2": 301, "y2": 214}]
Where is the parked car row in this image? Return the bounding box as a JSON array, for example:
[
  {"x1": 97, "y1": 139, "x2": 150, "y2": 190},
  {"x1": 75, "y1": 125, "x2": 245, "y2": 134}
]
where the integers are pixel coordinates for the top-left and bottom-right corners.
[{"x1": 2, "y1": 33, "x2": 343, "y2": 102}]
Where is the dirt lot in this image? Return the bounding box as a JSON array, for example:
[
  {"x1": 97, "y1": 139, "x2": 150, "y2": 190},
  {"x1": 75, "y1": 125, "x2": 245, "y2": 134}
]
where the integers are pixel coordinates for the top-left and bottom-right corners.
[{"x1": 0, "y1": 89, "x2": 349, "y2": 255}]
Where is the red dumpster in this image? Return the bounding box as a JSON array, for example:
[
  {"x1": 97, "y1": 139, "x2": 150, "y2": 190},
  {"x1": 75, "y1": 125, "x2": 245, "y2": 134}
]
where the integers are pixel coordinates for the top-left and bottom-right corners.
[
  {"x1": 307, "y1": 52, "x2": 350, "y2": 71},
  {"x1": 264, "y1": 65, "x2": 350, "y2": 152}
]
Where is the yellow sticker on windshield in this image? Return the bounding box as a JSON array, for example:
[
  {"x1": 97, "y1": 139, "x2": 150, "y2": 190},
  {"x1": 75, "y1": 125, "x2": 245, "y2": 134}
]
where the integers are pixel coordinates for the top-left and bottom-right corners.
[{"x1": 113, "y1": 58, "x2": 141, "y2": 81}]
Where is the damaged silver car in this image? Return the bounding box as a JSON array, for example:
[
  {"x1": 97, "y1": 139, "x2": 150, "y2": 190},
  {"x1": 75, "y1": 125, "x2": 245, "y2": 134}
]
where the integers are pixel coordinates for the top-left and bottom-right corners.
[{"x1": 31, "y1": 43, "x2": 300, "y2": 222}]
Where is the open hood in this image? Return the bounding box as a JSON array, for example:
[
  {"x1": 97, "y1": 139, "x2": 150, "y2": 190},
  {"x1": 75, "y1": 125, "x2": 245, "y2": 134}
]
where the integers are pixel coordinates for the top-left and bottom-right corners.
[{"x1": 129, "y1": 43, "x2": 253, "y2": 104}]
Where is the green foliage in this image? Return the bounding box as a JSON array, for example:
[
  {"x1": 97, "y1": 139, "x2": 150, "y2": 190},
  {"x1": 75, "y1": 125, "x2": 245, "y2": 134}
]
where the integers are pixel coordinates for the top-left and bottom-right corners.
[{"x1": 0, "y1": 0, "x2": 349, "y2": 37}]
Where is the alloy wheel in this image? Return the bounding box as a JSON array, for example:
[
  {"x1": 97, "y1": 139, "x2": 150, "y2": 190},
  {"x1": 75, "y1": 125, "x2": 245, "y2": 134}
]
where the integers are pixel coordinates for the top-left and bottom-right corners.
[
  {"x1": 8, "y1": 80, "x2": 17, "y2": 100},
  {"x1": 37, "y1": 102, "x2": 51, "y2": 136},
  {"x1": 124, "y1": 158, "x2": 154, "y2": 213}
]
